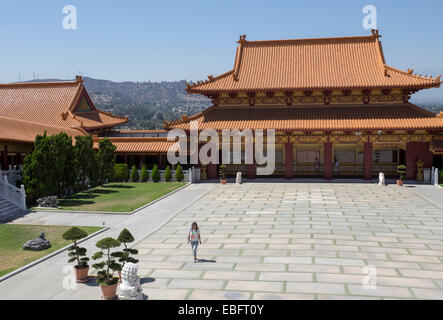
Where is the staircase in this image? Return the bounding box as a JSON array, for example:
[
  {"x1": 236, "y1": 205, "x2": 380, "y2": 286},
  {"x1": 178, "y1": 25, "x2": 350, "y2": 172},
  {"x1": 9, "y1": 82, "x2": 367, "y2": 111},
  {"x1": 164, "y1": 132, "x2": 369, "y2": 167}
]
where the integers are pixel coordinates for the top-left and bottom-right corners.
[
  {"x1": 0, "y1": 197, "x2": 24, "y2": 222},
  {"x1": 0, "y1": 175, "x2": 26, "y2": 222}
]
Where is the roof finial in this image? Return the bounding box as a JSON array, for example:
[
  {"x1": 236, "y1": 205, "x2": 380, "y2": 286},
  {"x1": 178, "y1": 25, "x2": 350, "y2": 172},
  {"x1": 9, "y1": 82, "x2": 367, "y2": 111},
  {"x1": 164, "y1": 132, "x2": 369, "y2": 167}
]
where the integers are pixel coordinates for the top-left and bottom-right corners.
[
  {"x1": 208, "y1": 75, "x2": 214, "y2": 81},
  {"x1": 436, "y1": 75, "x2": 441, "y2": 82},
  {"x1": 371, "y1": 29, "x2": 381, "y2": 38},
  {"x1": 238, "y1": 34, "x2": 247, "y2": 43},
  {"x1": 75, "y1": 75, "x2": 83, "y2": 83}
]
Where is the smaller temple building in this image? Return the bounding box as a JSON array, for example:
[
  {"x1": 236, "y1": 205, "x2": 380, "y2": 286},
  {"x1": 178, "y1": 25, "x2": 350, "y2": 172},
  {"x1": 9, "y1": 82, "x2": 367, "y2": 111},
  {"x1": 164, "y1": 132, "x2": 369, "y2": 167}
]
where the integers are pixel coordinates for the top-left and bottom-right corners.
[{"x1": 0, "y1": 76, "x2": 128, "y2": 171}]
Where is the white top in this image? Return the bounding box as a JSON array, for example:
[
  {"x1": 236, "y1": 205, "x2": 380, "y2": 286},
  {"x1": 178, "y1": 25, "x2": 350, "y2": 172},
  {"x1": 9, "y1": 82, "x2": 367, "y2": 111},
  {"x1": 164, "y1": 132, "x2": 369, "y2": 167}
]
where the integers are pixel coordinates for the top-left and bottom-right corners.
[{"x1": 189, "y1": 228, "x2": 200, "y2": 241}]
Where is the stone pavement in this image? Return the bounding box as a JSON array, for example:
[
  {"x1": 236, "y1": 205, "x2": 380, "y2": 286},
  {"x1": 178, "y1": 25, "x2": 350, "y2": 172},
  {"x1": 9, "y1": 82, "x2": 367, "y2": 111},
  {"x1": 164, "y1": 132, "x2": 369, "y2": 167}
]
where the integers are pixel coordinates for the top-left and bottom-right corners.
[
  {"x1": 0, "y1": 183, "x2": 216, "y2": 299},
  {"x1": 1, "y1": 181, "x2": 443, "y2": 300},
  {"x1": 131, "y1": 182, "x2": 443, "y2": 300}
]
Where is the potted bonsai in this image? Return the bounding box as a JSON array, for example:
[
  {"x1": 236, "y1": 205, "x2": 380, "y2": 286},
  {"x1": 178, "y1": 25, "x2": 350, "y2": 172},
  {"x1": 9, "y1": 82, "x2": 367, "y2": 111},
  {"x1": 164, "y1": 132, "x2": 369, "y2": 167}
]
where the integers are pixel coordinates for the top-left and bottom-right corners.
[
  {"x1": 92, "y1": 237, "x2": 123, "y2": 300},
  {"x1": 219, "y1": 164, "x2": 227, "y2": 184},
  {"x1": 62, "y1": 227, "x2": 90, "y2": 283},
  {"x1": 397, "y1": 164, "x2": 406, "y2": 186},
  {"x1": 117, "y1": 228, "x2": 139, "y2": 265}
]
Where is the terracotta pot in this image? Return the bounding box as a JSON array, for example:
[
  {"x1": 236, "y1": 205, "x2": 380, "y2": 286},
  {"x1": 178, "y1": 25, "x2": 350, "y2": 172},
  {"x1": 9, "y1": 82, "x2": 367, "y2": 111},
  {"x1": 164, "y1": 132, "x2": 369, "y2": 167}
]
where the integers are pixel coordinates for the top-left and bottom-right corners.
[
  {"x1": 220, "y1": 179, "x2": 227, "y2": 184},
  {"x1": 397, "y1": 180, "x2": 403, "y2": 186},
  {"x1": 100, "y1": 283, "x2": 118, "y2": 300},
  {"x1": 75, "y1": 265, "x2": 89, "y2": 283}
]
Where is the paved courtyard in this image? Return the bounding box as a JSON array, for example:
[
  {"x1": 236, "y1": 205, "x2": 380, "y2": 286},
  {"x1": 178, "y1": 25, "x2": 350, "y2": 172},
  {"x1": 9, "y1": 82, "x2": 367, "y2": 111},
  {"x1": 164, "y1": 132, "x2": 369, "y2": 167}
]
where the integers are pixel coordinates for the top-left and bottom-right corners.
[{"x1": 134, "y1": 182, "x2": 443, "y2": 300}]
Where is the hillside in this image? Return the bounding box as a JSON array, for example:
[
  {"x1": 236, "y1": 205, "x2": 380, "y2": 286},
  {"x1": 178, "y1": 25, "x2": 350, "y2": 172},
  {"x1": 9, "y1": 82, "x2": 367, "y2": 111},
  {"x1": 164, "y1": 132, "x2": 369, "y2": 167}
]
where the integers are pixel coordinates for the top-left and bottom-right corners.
[
  {"x1": 22, "y1": 77, "x2": 442, "y2": 130},
  {"x1": 81, "y1": 77, "x2": 210, "y2": 129}
]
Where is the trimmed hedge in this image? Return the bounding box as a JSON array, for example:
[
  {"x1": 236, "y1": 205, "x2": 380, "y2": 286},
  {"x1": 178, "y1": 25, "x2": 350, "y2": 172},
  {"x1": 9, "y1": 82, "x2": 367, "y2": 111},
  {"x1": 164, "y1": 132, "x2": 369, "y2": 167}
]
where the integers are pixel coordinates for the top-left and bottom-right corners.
[
  {"x1": 140, "y1": 165, "x2": 149, "y2": 182},
  {"x1": 151, "y1": 164, "x2": 160, "y2": 182},
  {"x1": 164, "y1": 166, "x2": 172, "y2": 182},
  {"x1": 114, "y1": 164, "x2": 129, "y2": 182},
  {"x1": 130, "y1": 165, "x2": 140, "y2": 182},
  {"x1": 175, "y1": 164, "x2": 184, "y2": 182}
]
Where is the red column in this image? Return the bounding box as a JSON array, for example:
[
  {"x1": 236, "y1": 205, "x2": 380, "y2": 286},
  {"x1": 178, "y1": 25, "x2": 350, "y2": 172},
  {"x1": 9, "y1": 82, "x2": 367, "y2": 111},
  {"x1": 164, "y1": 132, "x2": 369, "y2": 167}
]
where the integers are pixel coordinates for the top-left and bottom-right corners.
[
  {"x1": 324, "y1": 142, "x2": 332, "y2": 180},
  {"x1": 406, "y1": 142, "x2": 433, "y2": 180},
  {"x1": 207, "y1": 163, "x2": 218, "y2": 179},
  {"x1": 364, "y1": 142, "x2": 373, "y2": 180},
  {"x1": 158, "y1": 153, "x2": 163, "y2": 169},
  {"x1": 285, "y1": 142, "x2": 293, "y2": 179},
  {"x1": 247, "y1": 142, "x2": 255, "y2": 179},
  {"x1": 2, "y1": 145, "x2": 8, "y2": 171}
]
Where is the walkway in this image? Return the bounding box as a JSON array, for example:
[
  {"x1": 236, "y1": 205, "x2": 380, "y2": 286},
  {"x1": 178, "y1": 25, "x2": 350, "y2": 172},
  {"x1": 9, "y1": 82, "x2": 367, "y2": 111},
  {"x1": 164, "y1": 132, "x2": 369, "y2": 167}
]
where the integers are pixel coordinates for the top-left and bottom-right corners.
[{"x1": 0, "y1": 183, "x2": 216, "y2": 300}]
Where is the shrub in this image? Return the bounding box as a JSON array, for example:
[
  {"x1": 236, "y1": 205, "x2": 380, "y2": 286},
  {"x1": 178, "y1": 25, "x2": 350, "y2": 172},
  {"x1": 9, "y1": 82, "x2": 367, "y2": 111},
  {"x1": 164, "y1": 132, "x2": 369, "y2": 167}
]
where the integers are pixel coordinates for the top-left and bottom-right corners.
[
  {"x1": 175, "y1": 164, "x2": 184, "y2": 182},
  {"x1": 130, "y1": 165, "x2": 140, "y2": 182},
  {"x1": 96, "y1": 138, "x2": 117, "y2": 184},
  {"x1": 439, "y1": 168, "x2": 443, "y2": 184},
  {"x1": 397, "y1": 164, "x2": 406, "y2": 181},
  {"x1": 114, "y1": 164, "x2": 129, "y2": 182},
  {"x1": 63, "y1": 227, "x2": 89, "y2": 268},
  {"x1": 140, "y1": 165, "x2": 149, "y2": 182},
  {"x1": 164, "y1": 166, "x2": 172, "y2": 182},
  {"x1": 92, "y1": 237, "x2": 122, "y2": 285},
  {"x1": 117, "y1": 229, "x2": 139, "y2": 264},
  {"x1": 151, "y1": 164, "x2": 161, "y2": 182}
]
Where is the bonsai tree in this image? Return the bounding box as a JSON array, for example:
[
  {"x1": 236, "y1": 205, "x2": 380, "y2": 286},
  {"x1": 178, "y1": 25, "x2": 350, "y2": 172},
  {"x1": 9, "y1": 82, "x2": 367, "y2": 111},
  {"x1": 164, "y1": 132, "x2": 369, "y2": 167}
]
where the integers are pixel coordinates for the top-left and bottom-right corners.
[
  {"x1": 151, "y1": 164, "x2": 161, "y2": 182},
  {"x1": 92, "y1": 237, "x2": 122, "y2": 286},
  {"x1": 175, "y1": 164, "x2": 184, "y2": 182},
  {"x1": 140, "y1": 164, "x2": 149, "y2": 182},
  {"x1": 117, "y1": 229, "x2": 139, "y2": 264},
  {"x1": 63, "y1": 227, "x2": 89, "y2": 268},
  {"x1": 219, "y1": 164, "x2": 227, "y2": 180},
  {"x1": 130, "y1": 165, "x2": 140, "y2": 182},
  {"x1": 397, "y1": 164, "x2": 406, "y2": 181},
  {"x1": 164, "y1": 165, "x2": 172, "y2": 182}
]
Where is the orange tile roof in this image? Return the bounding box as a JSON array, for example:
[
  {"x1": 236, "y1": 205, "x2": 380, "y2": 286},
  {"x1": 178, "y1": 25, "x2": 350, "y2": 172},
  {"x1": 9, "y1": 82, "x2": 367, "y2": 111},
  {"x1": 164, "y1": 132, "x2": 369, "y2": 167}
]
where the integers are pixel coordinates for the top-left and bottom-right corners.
[
  {"x1": 93, "y1": 137, "x2": 178, "y2": 153},
  {"x1": 187, "y1": 31, "x2": 441, "y2": 93},
  {"x1": 166, "y1": 103, "x2": 443, "y2": 132},
  {"x1": 0, "y1": 116, "x2": 87, "y2": 144},
  {"x1": 0, "y1": 77, "x2": 128, "y2": 135}
]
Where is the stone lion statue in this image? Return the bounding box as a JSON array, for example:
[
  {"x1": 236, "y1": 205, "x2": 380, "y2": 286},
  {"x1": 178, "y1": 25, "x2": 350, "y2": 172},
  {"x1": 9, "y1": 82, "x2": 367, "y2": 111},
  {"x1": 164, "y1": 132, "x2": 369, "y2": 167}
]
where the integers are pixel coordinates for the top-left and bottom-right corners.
[{"x1": 117, "y1": 263, "x2": 144, "y2": 300}]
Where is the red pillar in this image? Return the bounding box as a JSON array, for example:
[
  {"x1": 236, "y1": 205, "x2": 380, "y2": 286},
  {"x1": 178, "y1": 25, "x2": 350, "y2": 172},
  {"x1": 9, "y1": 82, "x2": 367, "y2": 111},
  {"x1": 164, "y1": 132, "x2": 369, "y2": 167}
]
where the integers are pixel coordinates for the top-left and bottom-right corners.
[
  {"x1": 406, "y1": 142, "x2": 433, "y2": 180},
  {"x1": 247, "y1": 142, "x2": 255, "y2": 179},
  {"x1": 2, "y1": 145, "x2": 8, "y2": 171},
  {"x1": 324, "y1": 142, "x2": 332, "y2": 180},
  {"x1": 158, "y1": 153, "x2": 163, "y2": 169},
  {"x1": 364, "y1": 142, "x2": 373, "y2": 180},
  {"x1": 285, "y1": 142, "x2": 293, "y2": 179}
]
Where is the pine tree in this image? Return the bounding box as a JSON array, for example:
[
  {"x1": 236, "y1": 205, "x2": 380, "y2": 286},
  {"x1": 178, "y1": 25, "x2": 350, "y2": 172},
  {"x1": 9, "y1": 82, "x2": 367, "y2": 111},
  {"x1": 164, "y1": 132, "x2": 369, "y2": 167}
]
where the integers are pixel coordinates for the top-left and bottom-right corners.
[
  {"x1": 151, "y1": 164, "x2": 161, "y2": 182},
  {"x1": 164, "y1": 166, "x2": 172, "y2": 182},
  {"x1": 140, "y1": 165, "x2": 149, "y2": 182},
  {"x1": 130, "y1": 165, "x2": 140, "y2": 182},
  {"x1": 175, "y1": 164, "x2": 184, "y2": 182}
]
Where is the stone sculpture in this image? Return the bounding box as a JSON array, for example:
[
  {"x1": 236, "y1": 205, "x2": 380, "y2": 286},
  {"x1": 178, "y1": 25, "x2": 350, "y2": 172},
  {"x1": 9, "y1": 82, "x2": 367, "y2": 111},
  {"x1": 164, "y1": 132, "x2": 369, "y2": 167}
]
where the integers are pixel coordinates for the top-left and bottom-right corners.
[
  {"x1": 117, "y1": 262, "x2": 144, "y2": 300},
  {"x1": 378, "y1": 172, "x2": 386, "y2": 186},
  {"x1": 236, "y1": 172, "x2": 242, "y2": 184},
  {"x1": 22, "y1": 232, "x2": 51, "y2": 251}
]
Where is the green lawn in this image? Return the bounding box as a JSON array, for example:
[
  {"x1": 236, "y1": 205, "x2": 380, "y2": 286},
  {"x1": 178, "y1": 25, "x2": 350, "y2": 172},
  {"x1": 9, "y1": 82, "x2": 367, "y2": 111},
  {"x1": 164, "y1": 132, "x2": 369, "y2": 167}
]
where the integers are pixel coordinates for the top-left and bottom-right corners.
[
  {"x1": 0, "y1": 224, "x2": 101, "y2": 277},
  {"x1": 34, "y1": 182, "x2": 186, "y2": 212}
]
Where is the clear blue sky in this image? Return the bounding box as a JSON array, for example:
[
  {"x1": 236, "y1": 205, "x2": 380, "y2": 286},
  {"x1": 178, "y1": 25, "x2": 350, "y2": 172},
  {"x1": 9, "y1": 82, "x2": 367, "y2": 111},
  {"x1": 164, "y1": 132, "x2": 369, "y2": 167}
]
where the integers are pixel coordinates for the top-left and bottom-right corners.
[{"x1": 1, "y1": 0, "x2": 442, "y2": 100}]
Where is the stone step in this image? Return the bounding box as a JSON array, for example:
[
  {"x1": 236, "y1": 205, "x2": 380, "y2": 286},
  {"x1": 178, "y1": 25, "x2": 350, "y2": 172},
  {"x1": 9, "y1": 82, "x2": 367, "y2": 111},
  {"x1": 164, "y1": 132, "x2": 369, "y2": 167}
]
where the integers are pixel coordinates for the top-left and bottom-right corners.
[{"x1": 0, "y1": 196, "x2": 23, "y2": 222}]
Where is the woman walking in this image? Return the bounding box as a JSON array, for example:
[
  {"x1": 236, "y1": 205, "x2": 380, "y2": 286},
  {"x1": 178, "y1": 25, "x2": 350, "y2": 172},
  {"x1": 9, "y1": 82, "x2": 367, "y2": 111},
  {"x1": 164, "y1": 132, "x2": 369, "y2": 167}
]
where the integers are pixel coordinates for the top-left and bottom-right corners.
[{"x1": 188, "y1": 222, "x2": 202, "y2": 262}]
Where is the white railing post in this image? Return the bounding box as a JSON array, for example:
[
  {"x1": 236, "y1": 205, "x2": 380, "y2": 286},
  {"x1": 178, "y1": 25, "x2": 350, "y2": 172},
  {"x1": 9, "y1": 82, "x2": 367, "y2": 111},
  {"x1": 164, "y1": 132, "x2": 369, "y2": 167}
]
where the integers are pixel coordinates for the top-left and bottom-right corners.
[
  {"x1": 431, "y1": 167, "x2": 435, "y2": 184},
  {"x1": 435, "y1": 168, "x2": 440, "y2": 186},
  {"x1": 20, "y1": 185, "x2": 27, "y2": 210}
]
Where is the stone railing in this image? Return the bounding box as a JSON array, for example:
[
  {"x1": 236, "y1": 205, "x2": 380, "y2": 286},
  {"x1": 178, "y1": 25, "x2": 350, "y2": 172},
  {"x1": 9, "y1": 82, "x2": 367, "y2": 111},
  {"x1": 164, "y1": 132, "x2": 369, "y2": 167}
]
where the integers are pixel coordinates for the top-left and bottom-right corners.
[
  {"x1": 0, "y1": 175, "x2": 26, "y2": 210},
  {"x1": 0, "y1": 169, "x2": 22, "y2": 186}
]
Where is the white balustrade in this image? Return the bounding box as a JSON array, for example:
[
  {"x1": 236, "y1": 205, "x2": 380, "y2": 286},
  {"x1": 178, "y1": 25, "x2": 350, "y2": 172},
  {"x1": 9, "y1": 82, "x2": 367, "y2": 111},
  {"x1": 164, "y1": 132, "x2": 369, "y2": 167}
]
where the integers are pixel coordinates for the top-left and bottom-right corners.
[{"x1": 0, "y1": 175, "x2": 26, "y2": 210}]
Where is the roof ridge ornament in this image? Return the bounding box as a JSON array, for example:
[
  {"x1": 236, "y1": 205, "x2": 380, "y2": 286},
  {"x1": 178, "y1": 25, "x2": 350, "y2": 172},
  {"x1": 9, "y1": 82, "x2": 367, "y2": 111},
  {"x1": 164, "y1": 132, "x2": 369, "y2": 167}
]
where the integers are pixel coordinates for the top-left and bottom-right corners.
[
  {"x1": 238, "y1": 34, "x2": 247, "y2": 43},
  {"x1": 75, "y1": 75, "x2": 83, "y2": 83},
  {"x1": 371, "y1": 29, "x2": 381, "y2": 38}
]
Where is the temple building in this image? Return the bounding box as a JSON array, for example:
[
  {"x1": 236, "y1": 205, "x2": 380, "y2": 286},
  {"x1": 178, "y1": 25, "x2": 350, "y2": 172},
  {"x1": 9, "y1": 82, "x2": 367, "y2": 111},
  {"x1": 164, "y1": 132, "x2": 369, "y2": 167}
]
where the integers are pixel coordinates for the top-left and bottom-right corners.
[
  {"x1": 164, "y1": 30, "x2": 443, "y2": 180},
  {"x1": 0, "y1": 76, "x2": 128, "y2": 170}
]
